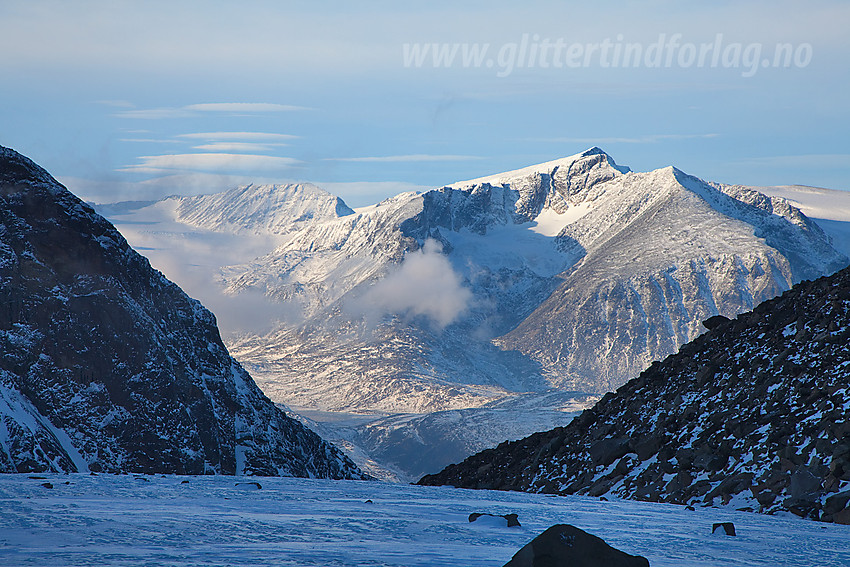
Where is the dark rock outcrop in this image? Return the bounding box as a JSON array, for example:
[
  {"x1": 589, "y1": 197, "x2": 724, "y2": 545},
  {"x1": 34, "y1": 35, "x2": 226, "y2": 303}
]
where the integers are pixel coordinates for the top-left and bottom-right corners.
[
  {"x1": 420, "y1": 266, "x2": 850, "y2": 523},
  {"x1": 0, "y1": 145, "x2": 364, "y2": 479},
  {"x1": 503, "y1": 524, "x2": 650, "y2": 567}
]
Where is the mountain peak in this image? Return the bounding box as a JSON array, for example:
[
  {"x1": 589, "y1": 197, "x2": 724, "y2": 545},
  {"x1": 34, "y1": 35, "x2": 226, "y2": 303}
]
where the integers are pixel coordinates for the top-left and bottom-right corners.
[
  {"x1": 579, "y1": 146, "x2": 630, "y2": 174},
  {"x1": 580, "y1": 146, "x2": 610, "y2": 159},
  {"x1": 450, "y1": 148, "x2": 629, "y2": 190}
]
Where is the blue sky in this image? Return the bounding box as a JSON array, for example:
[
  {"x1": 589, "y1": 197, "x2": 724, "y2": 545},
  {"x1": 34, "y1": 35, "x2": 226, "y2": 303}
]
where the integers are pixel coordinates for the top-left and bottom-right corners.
[{"x1": 1, "y1": 0, "x2": 848, "y2": 207}]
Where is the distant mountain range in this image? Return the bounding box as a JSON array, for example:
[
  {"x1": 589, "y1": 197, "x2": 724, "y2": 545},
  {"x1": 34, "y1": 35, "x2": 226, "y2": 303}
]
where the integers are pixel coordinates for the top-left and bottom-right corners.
[
  {"x1": 95, "y1": 148, "x2": 849, "y2": 480},
  {"x1": 419, "y1": 265, "x2": 850, "y2": 525},
  {"x1": 0, "y1": 145, "x2": 364, "y2": 479}
]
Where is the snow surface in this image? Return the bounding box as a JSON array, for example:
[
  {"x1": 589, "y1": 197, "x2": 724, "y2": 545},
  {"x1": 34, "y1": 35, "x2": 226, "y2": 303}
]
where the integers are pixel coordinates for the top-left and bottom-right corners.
[
  {"x1": 527, "y1": 202, "x2": 593, "y2": 236},
  {"x1": 1, "y1": 474, "x2": 847, "y2": 566}
]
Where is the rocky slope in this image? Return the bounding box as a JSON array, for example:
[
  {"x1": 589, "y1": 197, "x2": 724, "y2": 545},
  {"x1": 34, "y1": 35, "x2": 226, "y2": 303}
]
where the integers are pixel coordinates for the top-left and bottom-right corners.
[
  {"x1": 419, "y1": 266, "x2": 850, "y2": 524},
  {"x1": 0, "y1": 145, "x2": 364, "y2": 478}
]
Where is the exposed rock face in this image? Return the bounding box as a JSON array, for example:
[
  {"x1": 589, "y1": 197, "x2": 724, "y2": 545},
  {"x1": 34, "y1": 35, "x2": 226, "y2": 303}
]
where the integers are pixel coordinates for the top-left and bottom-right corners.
[
  {"x1": 419, "y1": 266, "x2": 850, "y2": 523},
  {"x1": 0, "y1": 146, "x2": 364, "y2": 478}
]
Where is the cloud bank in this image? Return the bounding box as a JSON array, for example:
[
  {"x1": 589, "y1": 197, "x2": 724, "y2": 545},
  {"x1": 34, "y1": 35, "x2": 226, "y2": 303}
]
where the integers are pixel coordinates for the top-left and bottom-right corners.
[{"x1": 357, "y1": 239, "x2": 472, "y2": 330}]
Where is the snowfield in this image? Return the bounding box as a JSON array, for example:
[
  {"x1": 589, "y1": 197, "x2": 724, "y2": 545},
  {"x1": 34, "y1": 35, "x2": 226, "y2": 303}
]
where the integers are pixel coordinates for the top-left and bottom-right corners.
[{"x1": 1, "y1": 474, "x2": 848, "y2": 566}]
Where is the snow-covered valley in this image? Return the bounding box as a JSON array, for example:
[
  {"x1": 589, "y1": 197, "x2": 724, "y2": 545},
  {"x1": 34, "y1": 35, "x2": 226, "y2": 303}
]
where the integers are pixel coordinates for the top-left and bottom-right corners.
[{"x1": 2, "y1": 473, "x2": 848, "y2": 567}]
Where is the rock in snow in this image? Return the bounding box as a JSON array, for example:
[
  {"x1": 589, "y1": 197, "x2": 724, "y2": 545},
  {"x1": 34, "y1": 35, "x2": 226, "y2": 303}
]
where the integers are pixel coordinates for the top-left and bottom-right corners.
[
  {"x1": 419, "y1": 265, "x2": 850, "y2": 523},
  {"x1": 0, "y1": 145, "x2": 364, "y2": 478},
  {"x1": 468, "y1": 511, "x2": 521, "y2": 527},
  {"x1": 503, "y1": 524, "x2": 650, "y2": 567}
]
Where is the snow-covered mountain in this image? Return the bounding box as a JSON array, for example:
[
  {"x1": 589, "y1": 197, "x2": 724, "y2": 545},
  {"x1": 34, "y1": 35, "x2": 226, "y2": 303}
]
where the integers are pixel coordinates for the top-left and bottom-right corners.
[
  {"x1": 96, "y1": 182, "x2": 353, "y2": 236},
  {"x1": 228, "y1": 148, "x2": 845, "y2": 399},
  {"x1": 97, "y1": 147, "x2": 848, "y2": 480},
  {"x1": 755, "y1": 184, "x2": 850, "y2": 258},
  {"x1": 0, "y1": 146, "x2": 363, "y2": 478},
  {"x1": 420, "y1": 265, "x2": 850, "y2": 525},
  {"x1": 172, "y1": 182, "x2": 354, "y2": 234}
]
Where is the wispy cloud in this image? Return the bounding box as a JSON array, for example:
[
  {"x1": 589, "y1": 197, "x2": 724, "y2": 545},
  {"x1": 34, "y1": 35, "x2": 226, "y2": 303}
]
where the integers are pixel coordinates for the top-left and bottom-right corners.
[
  {"x1": 119, "y1": 153, "x2": 301, "y2": 174},
  {"x1": 352, "y1": 239, "x2": 472, "y2": 330},
  {"x1": 114, "y1": 103, "x2": 307, "y2": 119},
  {"x1": 192, "y1": 142, "x2": 287, "y2": 152},
  {"x1": 177, "y1": 132, "x2": 298, "y2": 141},
  {"x1": 184, "y1": 103, "x2": 307, "y2": 112},
  {"x1": 328, "y1": 154, "x2": 482, "y2": 163}
]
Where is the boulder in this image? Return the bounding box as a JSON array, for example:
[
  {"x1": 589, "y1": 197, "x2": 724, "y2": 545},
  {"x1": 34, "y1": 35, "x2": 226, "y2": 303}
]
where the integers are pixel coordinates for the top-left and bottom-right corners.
[
  {"x1": 503, "y1": 524, "x2": 650, "y2": 567},
  {"x1": 833, "y1": 507, "x2": 850, "y2": 526},
  {"x1": 469, "y1": 512, "x2": 521, "y2": 527},
  {"x1": 790, "y1": 466, "x2": 823, "y2": 500},
  {"x1": 711, "y1": 522, "x2": 736, "y2": 536},
  {"x1": 823, "y1": 491, "x2": 850, "y2": 516},
  {"x1": 590, "y1": 438, "x2": 632, "y2": 466},
  {"x1": 703, "y1": 315, "x2": 731, "y2": 330}
]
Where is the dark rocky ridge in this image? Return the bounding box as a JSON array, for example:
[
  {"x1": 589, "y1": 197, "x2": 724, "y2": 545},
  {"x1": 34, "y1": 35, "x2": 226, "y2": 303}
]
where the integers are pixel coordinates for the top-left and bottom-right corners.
[
  {"x1": 419, "y1": 265, "x2": 850, "y2": 523},
  {"x1": 0, "y1": 145, "x2": 364, "y2": 478}
]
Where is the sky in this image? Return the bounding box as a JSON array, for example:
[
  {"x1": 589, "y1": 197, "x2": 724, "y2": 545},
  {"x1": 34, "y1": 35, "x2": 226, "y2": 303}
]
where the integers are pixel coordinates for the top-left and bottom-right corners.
[{"x1": 0, "y1": 0, "x2": 848, "y2": 207}]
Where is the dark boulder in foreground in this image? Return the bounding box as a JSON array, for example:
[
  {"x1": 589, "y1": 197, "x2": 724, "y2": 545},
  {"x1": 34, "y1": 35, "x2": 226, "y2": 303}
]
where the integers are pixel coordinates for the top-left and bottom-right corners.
[
  {"x1": 0, "y1": 145, "x2": 364, "y2": 479},
  {"x1": 503, "y1": 524, "x2": 650, "y2": 567}
]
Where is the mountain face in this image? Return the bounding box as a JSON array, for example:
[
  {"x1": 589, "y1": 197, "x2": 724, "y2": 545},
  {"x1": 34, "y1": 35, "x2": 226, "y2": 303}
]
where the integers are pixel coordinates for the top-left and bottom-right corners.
[
  {"x1": 228, "y1": 148, "x2": 845, "y2": 406},
  {"x1": 98, "y1": 147, "x2": 848, "y2": 480},
  {"x1": 419, "y1": 266, "x2": 850, "y2": 524},
  {"x1": 493, "y1": 167, "x2": 841, "y2": 392},
  {"x1": 172, "y1": 182, "x2": 354, "y2": 234},
  {"x1": 0, "y1": 146, "x2": 364, "y2": 478}
]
